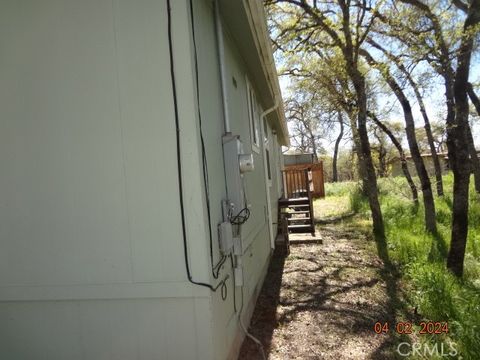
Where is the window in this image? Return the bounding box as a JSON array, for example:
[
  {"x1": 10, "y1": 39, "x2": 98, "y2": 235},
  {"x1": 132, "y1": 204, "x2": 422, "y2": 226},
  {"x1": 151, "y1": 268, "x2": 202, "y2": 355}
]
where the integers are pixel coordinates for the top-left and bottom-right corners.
[
  {"x1": 263, "y1": 117, "x2": 272, "y2": 182},
  {"x1": 266, "y1": 149, "x2": 272, "y2": 180},
  {"x1": 263, "y1": 118, "x2": 268, "y2": 144},
  {"x1": 247, "y1": 80, "x2": 260, "y2": 152}
]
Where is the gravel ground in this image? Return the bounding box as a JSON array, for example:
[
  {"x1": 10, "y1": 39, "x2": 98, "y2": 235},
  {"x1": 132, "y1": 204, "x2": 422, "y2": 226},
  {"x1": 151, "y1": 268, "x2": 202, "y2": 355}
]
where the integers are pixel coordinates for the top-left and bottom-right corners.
[{"x1": 238, "y1": 222, "x2": 408, "y2": 360}]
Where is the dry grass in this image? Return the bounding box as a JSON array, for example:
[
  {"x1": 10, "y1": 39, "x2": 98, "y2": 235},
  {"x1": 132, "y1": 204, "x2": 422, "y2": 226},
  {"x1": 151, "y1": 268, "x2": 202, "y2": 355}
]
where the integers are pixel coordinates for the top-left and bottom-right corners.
[{"x1": 313, "y1": 196, "x2": 351, "y2": 220}]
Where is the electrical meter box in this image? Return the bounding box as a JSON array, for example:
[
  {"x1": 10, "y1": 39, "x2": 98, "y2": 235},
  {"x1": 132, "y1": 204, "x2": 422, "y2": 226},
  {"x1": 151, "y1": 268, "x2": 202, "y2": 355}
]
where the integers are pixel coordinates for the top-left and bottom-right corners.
[{"x1": 222, "y1": 134, "x2": 254, "y2": 218}]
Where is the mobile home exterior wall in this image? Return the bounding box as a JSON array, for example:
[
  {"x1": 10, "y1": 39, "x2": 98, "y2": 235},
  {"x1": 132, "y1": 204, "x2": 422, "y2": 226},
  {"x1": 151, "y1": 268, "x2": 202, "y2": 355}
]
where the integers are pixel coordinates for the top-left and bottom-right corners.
[
  {"x1": 1, "y1": 0, "x2": 215, "y2": 358},
  {"x1": 192, "y1": 1, "x2": 285, "y2": 358},
  {"x1": 0, "y1": 0, "x2": 286, "y2": 359}
]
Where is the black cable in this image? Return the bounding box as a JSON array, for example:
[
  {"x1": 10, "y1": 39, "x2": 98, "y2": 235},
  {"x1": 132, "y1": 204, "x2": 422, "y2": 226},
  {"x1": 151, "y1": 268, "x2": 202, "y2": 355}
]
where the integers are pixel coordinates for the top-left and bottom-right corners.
[
  {"x1": 167, "y1": 0, "x2": 227, "y2": 293},
  {"x1": 187, "y1": 0, "x2": 227, "y2": 279},
  {"x1": 221, "y1": 280, "x2": 228, "y2": 301},
  {"x1": 230, "y1": 254, "x2": 237, "y2": 313},
  {"x1": 230, "y1": 207, "x2": 251, "y2": 225},
  {"x1": 230, "y1": 181, "x2": 251, "y2": 226},
  {"x1": 213, "y1": 254, "x2": 228, "y2": 279}
]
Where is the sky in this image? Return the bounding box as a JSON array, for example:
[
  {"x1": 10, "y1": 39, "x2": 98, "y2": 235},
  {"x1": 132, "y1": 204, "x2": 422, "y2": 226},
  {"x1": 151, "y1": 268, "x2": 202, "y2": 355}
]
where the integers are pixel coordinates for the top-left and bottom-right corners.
[
  {"x1": 278, "y1": 61, "x2": 480, "y2": 155},
  {"x1": 270, "y1": 2, "x2": 480, "y2": 157}
]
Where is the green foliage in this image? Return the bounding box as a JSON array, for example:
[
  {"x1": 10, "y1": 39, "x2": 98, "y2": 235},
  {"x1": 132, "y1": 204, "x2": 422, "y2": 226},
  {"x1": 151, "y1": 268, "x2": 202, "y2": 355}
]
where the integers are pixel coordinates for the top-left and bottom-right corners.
[
  {"x1": 349, "y1": 186, "x2": 369, "y2": 215},
  {"x1": 346, "y1": 173, "x2": 480, "y2": 359},
  {"x1": 324, "y1": 180, "x2": 357, "y2": 197},
  {"x1": 406, "y1": 262, "x2": 480, "y2": 359},
  {"x1": 321, "y1": 150, "x2": 359, "y2": 183}
]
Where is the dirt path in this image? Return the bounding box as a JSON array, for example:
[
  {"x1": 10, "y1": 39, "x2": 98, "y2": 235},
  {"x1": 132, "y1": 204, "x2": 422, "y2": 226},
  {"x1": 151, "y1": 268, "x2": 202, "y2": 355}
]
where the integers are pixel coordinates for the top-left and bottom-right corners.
[{"x1": 238, "y1": 220, "x2": 408, "y2": 359}]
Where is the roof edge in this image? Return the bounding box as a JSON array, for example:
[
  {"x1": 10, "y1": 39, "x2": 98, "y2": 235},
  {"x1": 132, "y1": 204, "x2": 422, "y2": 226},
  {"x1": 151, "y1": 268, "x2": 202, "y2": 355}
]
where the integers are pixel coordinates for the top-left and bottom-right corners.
[{"x1": 242, "y1": 0, "x2": 290, "y2": 146}]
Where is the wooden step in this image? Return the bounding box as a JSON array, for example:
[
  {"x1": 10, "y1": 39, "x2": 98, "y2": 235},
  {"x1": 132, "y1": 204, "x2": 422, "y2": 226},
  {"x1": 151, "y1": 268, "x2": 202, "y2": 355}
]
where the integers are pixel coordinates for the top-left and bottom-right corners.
[
  {"x1": 282, "y1": 204, "x2": 310, "y2": 210},
  {"x1": 288, "y1": 217, "x2": 311, "y2": 222},
  {"x1": 279, "y1": 197, "x2": 310, "y2": 206},
  {"x1": 282, "y1": 210, "x2": 310, "y2": 218},
  {"x1": 288, "y1": 224, "x2": 315, "y2": 233}
]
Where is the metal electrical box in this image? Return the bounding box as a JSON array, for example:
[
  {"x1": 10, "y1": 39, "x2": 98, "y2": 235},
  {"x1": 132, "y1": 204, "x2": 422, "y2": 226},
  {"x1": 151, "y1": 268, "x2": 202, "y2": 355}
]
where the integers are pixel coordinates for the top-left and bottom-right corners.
[
  {"x1": 222, "y1": 134, "x2": 254, "y2": 217},
  {"x1": 218, "y1": 221, "x2": 233, "y2": 254}
]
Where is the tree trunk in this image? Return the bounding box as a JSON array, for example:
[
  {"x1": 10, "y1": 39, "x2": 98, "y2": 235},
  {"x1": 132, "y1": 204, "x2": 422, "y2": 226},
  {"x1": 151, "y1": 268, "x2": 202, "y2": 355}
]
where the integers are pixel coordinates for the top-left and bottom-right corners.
[
  {"x1": 353, "y1": 74, "x2": 385, "y2": 241},
  {"x1": 403, "y1": 101, "x2": 437, "y2": 233},
  {"x1": 373, "y1": 130, "x2": 387, "y2": 177},
  {"x1": 349, "y1": 149, "x2": 356, "y2": 181},
  {"x1": 378, "y1": 146, "x2": 387, "y2": 177},
  {"x1": 338, "y1": 0, "x2": 384, "y2": 242},
  {"x1": 405, "y1": 71, "x2": 444, "y2": 196},
  {"x1": 446, "y1": 0, "x2": 479, "y2": 277},
  {"x1": 306, "y1": 121, "x2": 319, "y2": 162},
  {"x1": 462, "y1": 85, "x2": 479, "y2": 192},
  {"x1": 467, "y1": 82, "x2": 480, "y2": 115},
  {"x1": 466, "y1": 124, "x2": 480, "y2": 193},
  {"x1": 369, "y1": 112, "x2": 419, "y2": 204},
  {"x1": 423, "y1": 121, "x2": 444, "y2": 196},
  {"x1": 361, "y1": 49, "x2": 436, "y2": 233},
  {"x1": 367, "y1": 38, "x2": 444, "y2": 196},
  {"x1": 332, "y1": 112, "x2": 344, "y2": 182},
  {"x1": 349, "y1": 114, "x2": 368, "y2": 194}
]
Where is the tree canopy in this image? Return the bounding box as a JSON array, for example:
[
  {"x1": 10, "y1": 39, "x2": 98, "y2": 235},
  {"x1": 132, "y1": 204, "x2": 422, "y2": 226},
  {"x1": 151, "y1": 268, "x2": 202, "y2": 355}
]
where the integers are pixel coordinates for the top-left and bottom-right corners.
[{"x1": 267, "y1": 0, "x2": 480, "y2": 277}]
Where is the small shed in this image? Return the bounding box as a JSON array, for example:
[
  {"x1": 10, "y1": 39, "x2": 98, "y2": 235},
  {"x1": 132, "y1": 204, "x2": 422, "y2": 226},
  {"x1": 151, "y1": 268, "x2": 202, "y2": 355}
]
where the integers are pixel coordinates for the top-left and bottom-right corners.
[{"x1": 284, "y1": 153, "x2": 316, "y2": 167}]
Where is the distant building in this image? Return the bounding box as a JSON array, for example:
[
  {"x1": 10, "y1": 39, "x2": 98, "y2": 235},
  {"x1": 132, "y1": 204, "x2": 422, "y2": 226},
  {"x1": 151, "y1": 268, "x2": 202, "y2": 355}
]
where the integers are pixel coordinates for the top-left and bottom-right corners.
[
  {"x1": 284, "y1": 152, "x2": 316, "y2": 166},
  {"x1": 391, "y1": 153, "x2": 449, "y2": 178},
  {"x1": 391, "y1": 150, "x2": 480, "y2": 178}
]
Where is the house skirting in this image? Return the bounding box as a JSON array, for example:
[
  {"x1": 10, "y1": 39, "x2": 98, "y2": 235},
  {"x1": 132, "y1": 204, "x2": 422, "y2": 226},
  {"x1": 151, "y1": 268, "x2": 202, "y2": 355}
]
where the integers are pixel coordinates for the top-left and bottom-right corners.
[{"x1": 226, "y1": 250, "x2": 272, "y2": 360}]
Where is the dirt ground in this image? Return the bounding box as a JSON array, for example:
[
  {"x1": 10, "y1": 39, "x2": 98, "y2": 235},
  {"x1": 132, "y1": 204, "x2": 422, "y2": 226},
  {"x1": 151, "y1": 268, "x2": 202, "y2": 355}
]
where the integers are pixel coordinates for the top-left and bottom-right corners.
[{"x1": 238, "y1": 218, "x2": 410, "y2": 359}]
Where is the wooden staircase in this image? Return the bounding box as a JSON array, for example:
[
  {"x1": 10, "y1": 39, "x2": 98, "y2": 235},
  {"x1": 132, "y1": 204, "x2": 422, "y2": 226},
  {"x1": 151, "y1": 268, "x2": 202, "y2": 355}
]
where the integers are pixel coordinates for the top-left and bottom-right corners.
[{"x1": 279, "y1": 169, "x2": 315, "y2": 236}]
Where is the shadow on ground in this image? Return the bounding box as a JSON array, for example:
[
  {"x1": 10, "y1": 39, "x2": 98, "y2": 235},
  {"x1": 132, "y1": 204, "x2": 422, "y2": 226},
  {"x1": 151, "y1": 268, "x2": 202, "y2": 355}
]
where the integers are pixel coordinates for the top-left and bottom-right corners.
[{"x1": 238, "y1": 221, "x2": 411, "y2": 360}]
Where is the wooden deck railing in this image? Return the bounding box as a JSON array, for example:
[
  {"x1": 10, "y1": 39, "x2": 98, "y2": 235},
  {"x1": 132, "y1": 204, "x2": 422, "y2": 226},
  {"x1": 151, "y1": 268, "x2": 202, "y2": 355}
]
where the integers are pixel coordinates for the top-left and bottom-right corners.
[
  {"x1": 282, "y1": 163, "x2": 325, "y2": 198},
  {"x1": 282, "y1": 168, "x2": 312, "y2": 199}
]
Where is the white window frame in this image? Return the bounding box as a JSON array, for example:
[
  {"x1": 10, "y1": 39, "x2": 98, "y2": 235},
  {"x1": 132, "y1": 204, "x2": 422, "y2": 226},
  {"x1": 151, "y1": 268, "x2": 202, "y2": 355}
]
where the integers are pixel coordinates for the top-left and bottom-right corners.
[
  {"x1": 263, "y1": 117, "x2": 273, "y2": 186},
  {"x1": 246, "y1": 78, "x2": 260, "y2": 153}
]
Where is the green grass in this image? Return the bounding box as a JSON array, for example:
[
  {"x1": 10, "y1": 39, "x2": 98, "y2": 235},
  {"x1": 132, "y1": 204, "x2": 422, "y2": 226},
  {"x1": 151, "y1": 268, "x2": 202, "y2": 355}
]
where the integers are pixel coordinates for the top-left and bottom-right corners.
[
  {"x1": 325, "y1": 174, "x2": 480, "y2": 359},
  {"x1": 324, "y1": 180, "x2": 358, "y2": 197}
]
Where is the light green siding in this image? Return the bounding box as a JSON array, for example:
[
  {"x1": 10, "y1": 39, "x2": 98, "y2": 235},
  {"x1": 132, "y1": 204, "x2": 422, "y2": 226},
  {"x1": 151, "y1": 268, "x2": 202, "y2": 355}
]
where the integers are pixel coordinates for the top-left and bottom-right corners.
[
  {"x1": 0, "y1": 297, "x2": 212, "y2": 359},
  {"x1": 192, "y1": 1, "x2": 283, "y2": 359},
  {"x1": 0, "y1": 0, "x2": 213, "y2": 358},
  {"x1": 0, "y1": 0, "x2": 284, "y2": 358},
  {"x1": 0, "y1": 0, "x2": 213, "y2": 288}
]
